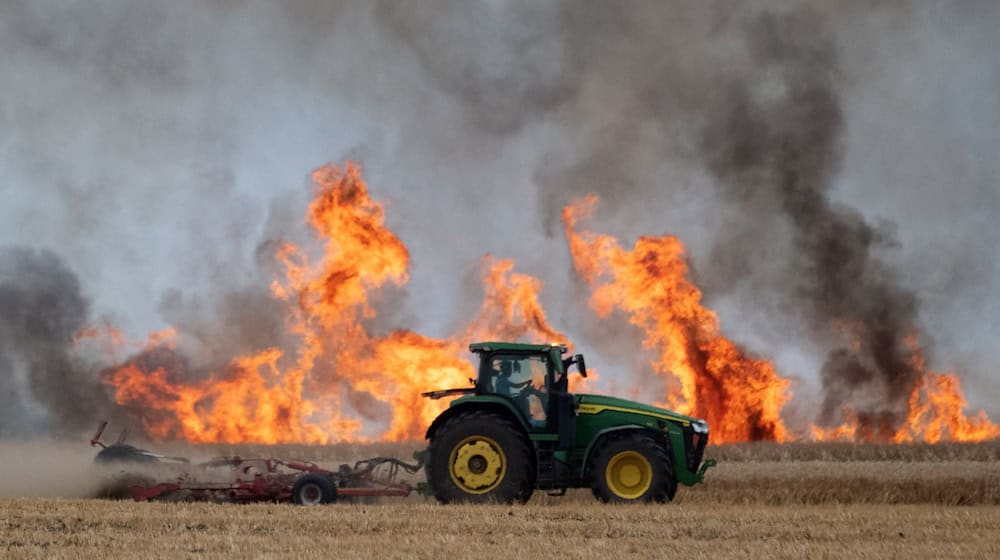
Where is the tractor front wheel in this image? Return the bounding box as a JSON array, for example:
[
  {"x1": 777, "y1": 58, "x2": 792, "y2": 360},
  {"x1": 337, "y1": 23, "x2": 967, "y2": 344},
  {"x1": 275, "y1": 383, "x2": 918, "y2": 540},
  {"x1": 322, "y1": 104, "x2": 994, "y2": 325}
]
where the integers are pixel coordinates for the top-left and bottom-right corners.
[
  {"x1": 427, "y1": 410, "x2": 535, "y2": 504},
  {"x1": 589, "y1": 433, "x2": 676, "y2": 503}
]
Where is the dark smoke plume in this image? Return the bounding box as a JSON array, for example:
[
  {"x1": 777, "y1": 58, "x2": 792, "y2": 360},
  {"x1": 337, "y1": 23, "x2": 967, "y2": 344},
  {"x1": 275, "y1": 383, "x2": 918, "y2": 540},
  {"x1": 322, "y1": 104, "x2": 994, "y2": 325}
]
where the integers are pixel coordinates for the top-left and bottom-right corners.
[
  {"x1": 372, "y1": 2, "x2": 960, "y2": 431},
  {"x1": 377, "y1": 2, "x2": 955, "y2": 431},
  {"x1": 698, "y1": 10, "x2": 923, "y2": 433},
  {"x1": 0, "y1": 243, "x2": 289, "y2": 439},
  {"x1": 0, "y1": 246, "x2": 116, "y2": 437}
]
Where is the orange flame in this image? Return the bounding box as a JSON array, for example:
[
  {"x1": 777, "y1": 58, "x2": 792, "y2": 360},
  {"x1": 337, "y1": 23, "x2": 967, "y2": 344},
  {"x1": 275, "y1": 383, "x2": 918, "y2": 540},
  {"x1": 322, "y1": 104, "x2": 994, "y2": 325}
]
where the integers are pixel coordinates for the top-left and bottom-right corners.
[
  {"x1": 812, "y1": 343, "x2": 999, "y2": 443},
  {"x1": 98, "y1": 165, "x2": 996, "y2": 445},
  {"x1": 812, "y1": 373, "x2": 1000, "y2": 444},
  {"x1": 143, "y1": 328, "x2": 178, "y2": 350},
  {"x1": 74, "y1": 324, "x2": 174, "y2": 363},
  {"x1": 103, "y1": 163, "x2": 569, "y2": 443},
  {"x1": 462, "y1": 256, "x2": 595, "y2": 393},
  {"x1": 562, "y1": 195, "x2": 789, "y2": 443},
  {"x1": 103, "y1": 348, "x2": 346, "y2": 443},
  {"x1": 893, "y1": 372, "x2": 1000, "y2": 443},
  {"x1": 461, "y1": 256, "x2": 566, "y2": 345}
]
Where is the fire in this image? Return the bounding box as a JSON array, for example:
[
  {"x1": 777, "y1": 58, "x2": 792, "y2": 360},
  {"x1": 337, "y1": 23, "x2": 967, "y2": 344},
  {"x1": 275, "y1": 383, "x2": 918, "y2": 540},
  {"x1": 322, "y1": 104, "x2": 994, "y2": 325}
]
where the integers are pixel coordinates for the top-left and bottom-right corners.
[
  {"x1": 104, "y1": 163, "x2": 465, "y2": 443},
  {"x1": 72, "y1": 325, "x2": 123, "y2": 347},
  {"x1": 461, "y1": 256, "x2": 594, "y2": 393},
  {"x1": 811, "y1": 329, "x2": 998, "y2": 443},
  {"x1": 74, "y1": 324, "x2": 175, "y2": 364},
  {"x1": 460, "y1": 256, "x2": 566, "y2": 344},
  {"x1": 102, "y1": 163, "x2": 566, "y2": 443},
  {"x1": 813, "y1": 363, "x2": 999, "y2": 444},
  {"x1": 894, "y1": 372, "x2": 1000, "y2": 443},
  {"x1": 104, "y1": 347, "x2": 346, "y2": 443},
  {"x1": 562, "y1": 195, "x2": 789, "y2": 443},
  {"x1": 95, "y1": 164, "x2": 995, "y2": 445},
  {"x1": 809, "y1": 419, "x2": 857, "y2": 442}
]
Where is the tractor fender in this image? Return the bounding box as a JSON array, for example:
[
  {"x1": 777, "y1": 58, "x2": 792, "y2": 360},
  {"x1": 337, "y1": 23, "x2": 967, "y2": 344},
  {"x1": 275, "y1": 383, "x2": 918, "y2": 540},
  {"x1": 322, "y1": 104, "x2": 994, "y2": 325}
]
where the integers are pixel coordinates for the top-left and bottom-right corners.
[
  {"x1": 424, "y1": 396, "x2": 531, "y2": 441},
  {"x1": 579, "y1": 424, "x2": 671, "y2": 479}
]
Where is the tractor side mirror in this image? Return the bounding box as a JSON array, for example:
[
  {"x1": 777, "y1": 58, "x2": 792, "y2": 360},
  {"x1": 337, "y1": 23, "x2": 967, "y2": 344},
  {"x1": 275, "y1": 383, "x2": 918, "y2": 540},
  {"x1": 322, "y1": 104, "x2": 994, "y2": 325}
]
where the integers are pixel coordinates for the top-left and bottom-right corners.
[{"x1": 561, "y1": 354, "x2": 587, "y2": 378}]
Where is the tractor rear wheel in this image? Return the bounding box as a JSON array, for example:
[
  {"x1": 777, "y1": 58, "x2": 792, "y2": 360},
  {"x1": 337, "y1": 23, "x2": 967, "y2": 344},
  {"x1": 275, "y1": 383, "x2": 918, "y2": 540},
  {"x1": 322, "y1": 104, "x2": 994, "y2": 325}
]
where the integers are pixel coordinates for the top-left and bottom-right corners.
[
  {"x1": 428, "y1": 410, "x2": 535, "y2": 504},
  {"x1": 589, "y1": 433, "x2": 676, "y2": 503},
  {"x1": 292, "y1": 474, "x2": 337, "y2": 505}
]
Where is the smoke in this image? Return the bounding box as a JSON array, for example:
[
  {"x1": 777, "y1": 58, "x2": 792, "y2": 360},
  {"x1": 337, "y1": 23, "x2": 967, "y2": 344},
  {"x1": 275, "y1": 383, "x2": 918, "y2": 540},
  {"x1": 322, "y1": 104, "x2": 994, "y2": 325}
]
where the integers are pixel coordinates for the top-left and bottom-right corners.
[
  {"x1": 374, "y1": 1, "x2": 596, "y2": 136},
  {"x1": 695, "y1": 9, "x2": 927, "y2": 432},
  {"x1": 0, "y1": 247, "x2": 116, "y2": 437},
  {"x1": 693, "y1": 10, "x2": 914, "y2": 429},
  {"x1": 373, "y1": 1, "x2": 999, "y2": 427},
  {"x1": 1, "y1": 1, "x2": 997, "y2": 441},
  {"x1": 0, "y1": 241, "x2": 293, "y2": 438}
]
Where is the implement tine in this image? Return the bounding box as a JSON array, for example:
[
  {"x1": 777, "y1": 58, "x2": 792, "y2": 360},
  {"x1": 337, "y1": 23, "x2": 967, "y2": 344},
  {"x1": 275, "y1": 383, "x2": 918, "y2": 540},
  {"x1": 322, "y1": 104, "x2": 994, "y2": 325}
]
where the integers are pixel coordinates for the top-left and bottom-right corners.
[{"x1": 90, "y1": 420, "x2": 108, "y2": 448}]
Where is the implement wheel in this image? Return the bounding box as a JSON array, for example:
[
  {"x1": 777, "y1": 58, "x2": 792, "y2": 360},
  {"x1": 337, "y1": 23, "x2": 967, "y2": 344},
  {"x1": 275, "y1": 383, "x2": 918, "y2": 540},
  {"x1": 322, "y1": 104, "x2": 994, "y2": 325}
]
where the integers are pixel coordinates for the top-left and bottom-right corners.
[
  {"x1": 590, "y1": 433, "x2": 676, "y2": 503},
  {"x1": 292, "y1": 474, "x2": 336, "y2": 506},
  {"x1": 427, "y1": 410, "x2": 534, "y2": 504}
]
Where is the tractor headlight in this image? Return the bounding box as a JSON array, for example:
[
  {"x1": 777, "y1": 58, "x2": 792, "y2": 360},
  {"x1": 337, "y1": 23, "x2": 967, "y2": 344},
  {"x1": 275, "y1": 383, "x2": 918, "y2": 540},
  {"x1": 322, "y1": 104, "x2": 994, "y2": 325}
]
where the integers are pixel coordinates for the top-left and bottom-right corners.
[{"x1": 692, "y1": 420, "x2": 709, "y2": 435}]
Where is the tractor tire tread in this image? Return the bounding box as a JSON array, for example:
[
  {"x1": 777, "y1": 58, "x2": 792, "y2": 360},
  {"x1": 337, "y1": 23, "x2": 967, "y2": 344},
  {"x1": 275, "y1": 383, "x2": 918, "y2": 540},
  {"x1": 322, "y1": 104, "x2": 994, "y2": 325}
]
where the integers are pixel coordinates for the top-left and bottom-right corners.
[
  {"x1": 588, "y1": 432, "x2": 677, "y2": 503},
  {"x1": 428, "y1": 409, "x2": 535, "y2": 504},
  {"x1": 292, "y1": 473, "x2": 337, "y2": 505}
]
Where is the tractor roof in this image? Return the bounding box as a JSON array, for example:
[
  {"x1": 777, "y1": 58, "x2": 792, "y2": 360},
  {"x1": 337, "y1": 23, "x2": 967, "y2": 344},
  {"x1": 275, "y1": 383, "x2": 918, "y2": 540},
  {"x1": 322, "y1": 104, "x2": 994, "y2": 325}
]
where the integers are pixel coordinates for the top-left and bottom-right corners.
[{"x1": 469, "y1": 341, "x2": 568, "y2": 354}]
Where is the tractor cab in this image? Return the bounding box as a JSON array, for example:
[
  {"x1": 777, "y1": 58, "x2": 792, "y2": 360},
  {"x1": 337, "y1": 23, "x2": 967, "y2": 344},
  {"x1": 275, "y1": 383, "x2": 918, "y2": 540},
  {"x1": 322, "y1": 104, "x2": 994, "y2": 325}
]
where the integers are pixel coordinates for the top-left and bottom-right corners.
[{"x1": 471, "y1": 342, "x2": 584, "y2": 435}]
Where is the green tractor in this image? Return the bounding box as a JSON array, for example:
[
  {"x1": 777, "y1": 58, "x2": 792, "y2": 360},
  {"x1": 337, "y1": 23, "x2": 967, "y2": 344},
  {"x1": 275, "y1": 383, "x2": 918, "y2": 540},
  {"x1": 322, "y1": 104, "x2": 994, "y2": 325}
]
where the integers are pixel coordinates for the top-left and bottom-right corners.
[{"x1": 422, "y1": 342, "x2": 715, "y2": 503}]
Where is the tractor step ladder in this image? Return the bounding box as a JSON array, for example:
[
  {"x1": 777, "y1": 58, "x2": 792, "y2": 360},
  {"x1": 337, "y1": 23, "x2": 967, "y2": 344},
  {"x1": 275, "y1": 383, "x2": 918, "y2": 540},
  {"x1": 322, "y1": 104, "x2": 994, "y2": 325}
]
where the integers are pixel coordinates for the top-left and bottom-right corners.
[{"x1": 535, "y1": 441, "x2": 556, "y2": 489}]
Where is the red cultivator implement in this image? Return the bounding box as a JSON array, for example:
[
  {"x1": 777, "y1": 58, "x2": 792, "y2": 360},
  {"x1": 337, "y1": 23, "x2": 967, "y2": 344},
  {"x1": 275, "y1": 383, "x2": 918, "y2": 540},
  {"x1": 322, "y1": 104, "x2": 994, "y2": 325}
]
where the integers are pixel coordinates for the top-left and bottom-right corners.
[{"x1": 90, "y1": 421, "x2": 424, "y2": 505}]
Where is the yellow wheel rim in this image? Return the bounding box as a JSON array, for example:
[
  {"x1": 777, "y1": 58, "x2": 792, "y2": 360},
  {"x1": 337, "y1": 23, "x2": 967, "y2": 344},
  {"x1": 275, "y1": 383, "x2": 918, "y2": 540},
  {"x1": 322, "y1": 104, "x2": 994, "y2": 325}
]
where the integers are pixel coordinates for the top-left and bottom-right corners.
[
  {"x1": 605, "y1": 450, "x2": 653, "y2": 500},
  {"x1": 448, "y1": 435, "x2": 507, "y2": 494}
]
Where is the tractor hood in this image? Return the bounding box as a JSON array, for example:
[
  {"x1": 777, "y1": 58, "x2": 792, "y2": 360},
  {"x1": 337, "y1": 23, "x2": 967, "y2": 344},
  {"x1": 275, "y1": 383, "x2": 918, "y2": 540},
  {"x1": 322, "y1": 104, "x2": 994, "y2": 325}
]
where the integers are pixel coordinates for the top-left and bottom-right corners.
[{"x1": 575, "y1": 394, "x2": 706, "y2": 431}]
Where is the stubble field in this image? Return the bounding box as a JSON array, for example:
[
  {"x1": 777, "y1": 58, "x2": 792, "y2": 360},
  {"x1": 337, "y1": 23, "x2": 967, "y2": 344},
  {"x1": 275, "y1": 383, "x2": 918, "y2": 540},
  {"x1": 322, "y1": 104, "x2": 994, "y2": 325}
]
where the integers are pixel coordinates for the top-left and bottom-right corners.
[{"x1": 2, "y1": 440, "x2": 999, "y2": 558}]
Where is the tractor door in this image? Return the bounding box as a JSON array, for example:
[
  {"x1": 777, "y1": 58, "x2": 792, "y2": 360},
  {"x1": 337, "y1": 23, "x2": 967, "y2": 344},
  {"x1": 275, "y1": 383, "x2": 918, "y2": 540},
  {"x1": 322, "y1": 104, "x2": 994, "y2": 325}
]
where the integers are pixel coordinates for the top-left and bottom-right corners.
[{"x1": 548, "y1": 357, "x2": 576, "y2": 451}]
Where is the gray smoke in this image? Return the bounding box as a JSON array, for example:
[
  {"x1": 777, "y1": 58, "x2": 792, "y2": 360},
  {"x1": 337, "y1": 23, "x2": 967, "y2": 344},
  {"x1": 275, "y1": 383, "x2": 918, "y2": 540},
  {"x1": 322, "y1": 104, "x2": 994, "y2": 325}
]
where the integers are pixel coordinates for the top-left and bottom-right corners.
[
  {"x1": 2, "y1": 1, "x2": 997, "y2": 440},
  {"x1": 697, "y1": 9, "x2": 922, "y2": 434},
  {"x1": 0, "y1": 240, "x2": 293, "y2": 438},
  {"x1": 374, "y1": 1, "x2": 597, "y2": 136},
  {"x1": 373, "y1": 2, "x2": 999, "y2": 429},
  {"x1": 0, "y1": 247, "x2": 116, "y2": 437}
]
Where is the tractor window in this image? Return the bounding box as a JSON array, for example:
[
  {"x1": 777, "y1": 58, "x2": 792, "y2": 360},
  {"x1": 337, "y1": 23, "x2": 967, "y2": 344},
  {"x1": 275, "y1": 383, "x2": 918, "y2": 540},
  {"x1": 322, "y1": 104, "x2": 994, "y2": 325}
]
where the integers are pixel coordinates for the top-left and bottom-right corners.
[{"x1": 489, "y1": 355, "x2": 548, "y2": 427}]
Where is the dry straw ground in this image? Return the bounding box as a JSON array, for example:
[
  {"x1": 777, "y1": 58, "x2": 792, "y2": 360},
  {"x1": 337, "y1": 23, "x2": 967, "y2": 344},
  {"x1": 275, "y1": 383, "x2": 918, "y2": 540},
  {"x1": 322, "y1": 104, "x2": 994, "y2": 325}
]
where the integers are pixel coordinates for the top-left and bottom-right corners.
[
  {"x1": 2, "y1": 440, "x2": 999, "y2": 558},
  {"x1": 2, "y1": 500, "x2": 999, "y2": 559}
]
